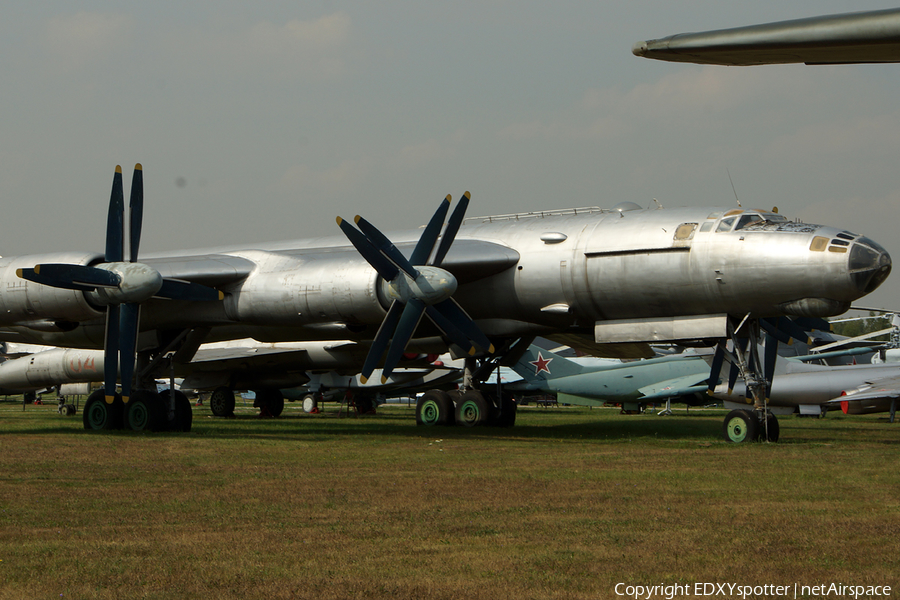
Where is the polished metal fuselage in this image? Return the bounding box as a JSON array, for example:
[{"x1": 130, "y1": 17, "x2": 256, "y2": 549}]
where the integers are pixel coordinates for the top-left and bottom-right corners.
[{"x1": 0, "y1": 205, "x2": 890, "y2": 350}]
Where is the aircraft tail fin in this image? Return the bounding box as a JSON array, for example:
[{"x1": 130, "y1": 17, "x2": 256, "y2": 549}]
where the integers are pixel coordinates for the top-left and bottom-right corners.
[{"x1": 510, "y1": 345, "x2": 585, "y2": 383}]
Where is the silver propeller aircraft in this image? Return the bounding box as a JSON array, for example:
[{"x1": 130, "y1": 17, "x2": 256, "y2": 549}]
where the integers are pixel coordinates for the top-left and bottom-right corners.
[
  {"x1": 0, "y1": 165, "x2": 892, "y2": 436},
  {"x1": 633, "y1": 7, "x2": 900, "y2": 66}
]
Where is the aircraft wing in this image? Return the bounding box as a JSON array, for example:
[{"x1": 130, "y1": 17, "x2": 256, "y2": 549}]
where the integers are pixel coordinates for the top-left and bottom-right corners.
[
  {"x1": 633, "y1": 8, "x2": 900, "y2": 66},
  {"x1": 638, "y1": 372, "x2": 710, "y2": 401}
]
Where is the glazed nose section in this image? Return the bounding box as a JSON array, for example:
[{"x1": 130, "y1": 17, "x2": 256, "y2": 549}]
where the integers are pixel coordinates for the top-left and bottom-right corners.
[{"x1": 849, "y1": 237, "x2": 892, "y2": 295}]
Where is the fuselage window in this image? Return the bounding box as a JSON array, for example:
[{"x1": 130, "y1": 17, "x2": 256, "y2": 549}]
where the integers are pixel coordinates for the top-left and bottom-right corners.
[
  {"x1": 699, "y1": 221, "x2": 713, "y2": 233},
  {"x1": 716, "y1": 217, "x2": 736, "y2": 232},
  {"x1": 674, "y1": 223, "x2": 698, "y2": 240}
]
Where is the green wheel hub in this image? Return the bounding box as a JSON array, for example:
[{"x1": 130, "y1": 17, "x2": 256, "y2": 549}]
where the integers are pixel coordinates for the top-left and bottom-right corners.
[
  {"x1": 127, "y1": 401, "x2": 150, "y2": 431},
  {"x1": 85, "y1": 400, "x2": 109, "y2": 430},
  {"x1": 458, "y1": 400, "x2": 481, "y2": 425},
  {"x1": 726, "y1": 416, "x2": 748, "y2": 442},
  {"x1": 420, "y1": 399, "x2": 440, "y2": 424}
]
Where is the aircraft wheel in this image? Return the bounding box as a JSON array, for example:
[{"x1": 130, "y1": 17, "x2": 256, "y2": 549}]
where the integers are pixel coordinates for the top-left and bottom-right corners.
[
  {"x1": 455, "y1": 390, "x2": 489, "y2": 427},
  {"x1": 159, "y1": 390, "x2": 193, "y2": 432},
  {"x1": 209, "y1": 386, "x2": 236, "y2": 417},
  {"x1": 63, "y1": 403, "x2": 77, "y2": 416},
  {"x1": 256, "y1": 389, "x2": 285, "y2": 417},
  {"x1": 302, "y1": 394, "x2": 319, "y2": 413},
  {"x1": 83, "y1": 390, "x2": 123, "y2": 430},
  {"x1": 125, "y1": 391, "x2": 163, "y2": 432},
  {"x1": 761, "y1": 414, "x2": 780, "y2": 442},
  {"x1": 723, "y1": 409, "x2": 759, "y2": 443},
  {"x1": 416, "y1": 390, "x2": 454, "y2": 426}
]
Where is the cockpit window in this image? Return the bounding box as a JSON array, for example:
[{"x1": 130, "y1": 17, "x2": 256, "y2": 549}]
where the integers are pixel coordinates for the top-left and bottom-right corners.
[
  {"x1": 735, "y1": 214, "x2": 764, "y2": 230},
  {"x1": 716, "y1": 217, "x2": 736, "y2": 232}
]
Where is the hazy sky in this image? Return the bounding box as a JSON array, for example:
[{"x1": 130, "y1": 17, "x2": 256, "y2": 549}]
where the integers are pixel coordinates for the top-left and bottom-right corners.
[{"x1": 3, "y1": 1, "x2": 900, "y2": 310}]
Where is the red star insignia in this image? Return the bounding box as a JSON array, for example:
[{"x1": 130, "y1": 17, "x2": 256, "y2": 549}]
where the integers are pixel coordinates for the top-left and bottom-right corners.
[{"x1": 530, "y1": 351, "x2": 553, "y2": 375}]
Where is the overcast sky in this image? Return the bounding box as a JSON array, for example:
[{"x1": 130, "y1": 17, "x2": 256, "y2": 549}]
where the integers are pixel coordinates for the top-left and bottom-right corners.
[{"x1": 2, "y1": 1, "x2": 900, "y2": 311}]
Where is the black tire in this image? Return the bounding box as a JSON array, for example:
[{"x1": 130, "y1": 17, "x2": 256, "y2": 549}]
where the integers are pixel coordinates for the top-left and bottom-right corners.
[
  {"x1": 63, "y1": 403, "x2": 77, "y2": 416},
  {"x1": 494, "y1": 393, "x2": 517, "y2": 428},
  {"x1": 416, "y1": 390, "x2": 455, "y2": 426},
  {"x1": 83, "y1": 390, "x2": 123, "y2": 430},
  {"x1": 158, "y1": 389, "x2": 193, "y2": 432},
  {"x1": 455, "y1": 390, "x2": 489, "y2": 427},
  {"x1": 125, "y1": 391, "x2": 163, "y2": 432},
  {"x1": 761, "y1": 414, "x2": 780, "y2": 442},
  {"x1": 209, "y1": 386, "x2": 236, "y2": 417},
  {"x1": 254, "y1": 389, "x2": 285, "y2": 417},
  {"x1": 723, "y1": 409, "x2": 759, "y2": 443}
]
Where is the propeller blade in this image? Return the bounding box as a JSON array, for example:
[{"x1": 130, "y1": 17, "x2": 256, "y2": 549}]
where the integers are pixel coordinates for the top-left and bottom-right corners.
[
  {"x1": 156, "y1": 279, "x2": 224, "y2": 302},
  {"x1": 18, "y1": 264, "x2": 120, "y2": 291},
  {"x1": 354, "y1": 216, "x2": 419, "y2": 278},
  {"x1": 707, "y1": 341, "x2": 726, "y2": 394},
  {"x1": 106, "y1": 166, "x2": 125, "y2": 263},
  {"x1": 104, "y1": 304, "x2": 120, "y2": 403},
  {"x1": 129, "y1": 164, "x2": 143, "y2": 262},
  {"x1": 432, "y1": 191, "x2": 470, "y2": 267},
  {"x1": 410, "y1": 196, "x2": 451, "y2": 266},
  {"x1": 380, "y1": 299, "x2": 426, "y2": 383},
  {"x1": 337, "y1": 217, "x2": 400, "y2": 281},
  {"x1": 360, "y1": 300, "x2": 404, "y2": 383},
  {"x1": 424, "y1": 304, "x2": 474, "y2": 356},
  {"x1": 119, "y1": 303, "x2": 141, "y2": 403},
  {"x1": 433, "y1": 298, "x2": 494, "y2": 353}
]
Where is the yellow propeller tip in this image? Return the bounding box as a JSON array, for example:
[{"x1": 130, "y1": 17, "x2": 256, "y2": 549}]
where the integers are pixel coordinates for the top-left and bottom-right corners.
[
  {"x1": 467, "y1": 347, "x2": 476, "y2": 356},
  {"x1": 360, "y1": 375, "x2": 368, "y2": 384},
  {"x1": 122, "y1": 396, "x2": 130, "y2": 404},
  {"x1": 105, "y1": 395, "x2": 115, "y2": 404},
  {"x1": 445, "y1": 195, "x2": 451, "y2": 202},
  {"x1": 354, "y1": 215, "x2": 362, "y2": 224},
  {"x1": 488, "y1": 344, "x2": 495, "y2": 354},
  {"x1": 336, "y1": 216, "x2": 343, "y2": 225},
  {"x1": 15, "y1": 268, "x2": 23, "y2": 277},
  {"x1": 134, "y1": 163, "x2": 142, "y2": 171},
  {"x1": 33, "y1": 265, "x2": 41, "y2": 275},
  {"x1": 463, "y1": 191, "x2": 471, "y2": 199},
  {"x1": 218, "y1": 291, "x2": 225, "y2": 300},
  {"x1": 115, "y1": 165, "x2": 122, "y2": 173},
  {"x1": 381, "y1": 376, "x2": 388, "y2": 384}
]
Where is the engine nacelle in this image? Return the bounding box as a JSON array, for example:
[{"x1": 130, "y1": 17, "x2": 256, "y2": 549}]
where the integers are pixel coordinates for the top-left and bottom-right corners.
[
  {"x1": 223, "y1": 250, "x2": 387, "y2": 326},
  {"x1": 0, "y1": 252, "x2": 105, "y2": 327}
]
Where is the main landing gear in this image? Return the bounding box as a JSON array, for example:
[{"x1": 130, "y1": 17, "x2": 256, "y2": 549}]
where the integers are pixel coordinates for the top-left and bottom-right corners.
[
  {"x1": 82, "y1": 388, "x2": 193, "y2": 432},
  {"x1": 415, "y1": 356, "x2": 517, "y2": 428}
]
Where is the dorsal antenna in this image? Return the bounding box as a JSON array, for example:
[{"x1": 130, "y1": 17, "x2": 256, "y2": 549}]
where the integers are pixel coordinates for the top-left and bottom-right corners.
[{"x1": 727, "y1": 169, "x2": 742, "y2": 207}]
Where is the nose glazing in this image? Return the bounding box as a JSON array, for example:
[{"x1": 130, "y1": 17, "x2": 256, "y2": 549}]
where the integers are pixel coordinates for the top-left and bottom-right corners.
[{"x1": 849, "y1": 237, "x2": 892, "y2": 295}]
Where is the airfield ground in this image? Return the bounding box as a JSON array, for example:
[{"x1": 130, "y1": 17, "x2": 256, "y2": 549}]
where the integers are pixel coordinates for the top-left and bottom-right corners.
[{"x1": 1, "y1": 400, "x2": 898, "y2": 599}]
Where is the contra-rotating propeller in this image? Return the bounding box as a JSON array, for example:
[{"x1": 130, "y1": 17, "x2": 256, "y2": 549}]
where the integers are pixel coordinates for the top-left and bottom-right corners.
[
  {"x1": 17, "y1": 165, "x2": 223, "y2": 405},
  {"x1": 337, "y1": 193, "x2": 493, "y2": 384}
]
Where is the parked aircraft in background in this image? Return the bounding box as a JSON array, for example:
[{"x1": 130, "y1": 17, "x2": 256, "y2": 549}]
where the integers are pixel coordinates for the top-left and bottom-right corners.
[
  {"x1": 633, "y1": 8, "x2": 900, "y2": 66},
  {"x1": 0, "y1": 166, "x2": 891, "y2": 437},
  {"x1": 508, "y1": 343, "x2": 711, "y2": 413}
]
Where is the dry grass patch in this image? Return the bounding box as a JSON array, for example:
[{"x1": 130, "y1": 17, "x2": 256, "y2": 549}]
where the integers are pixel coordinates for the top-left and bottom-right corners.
[{"x1": 1, "y1": 401, "x2": 898, "y2": 598}]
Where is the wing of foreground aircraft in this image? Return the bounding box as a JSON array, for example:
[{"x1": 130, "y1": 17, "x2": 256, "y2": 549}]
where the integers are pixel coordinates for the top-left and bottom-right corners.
[{"x1": 633, "y1": 8, "x2": 900, "y2": 66}]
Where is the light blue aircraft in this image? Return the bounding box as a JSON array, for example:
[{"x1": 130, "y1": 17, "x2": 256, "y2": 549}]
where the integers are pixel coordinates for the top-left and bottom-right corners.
[{"x1": 509, "y1": 344, "x2": 712, "y2": 413}]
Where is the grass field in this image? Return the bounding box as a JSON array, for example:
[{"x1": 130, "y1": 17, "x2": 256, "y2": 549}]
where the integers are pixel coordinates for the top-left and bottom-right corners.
[{"x1": 1, "y1": 399, "x2": 898, "y2": 599}]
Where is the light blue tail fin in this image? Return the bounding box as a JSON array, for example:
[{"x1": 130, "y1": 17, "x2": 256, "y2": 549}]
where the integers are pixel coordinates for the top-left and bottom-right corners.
[{"x1": 510, "y1": 345, "x2": 585, "y2": 383}]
